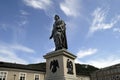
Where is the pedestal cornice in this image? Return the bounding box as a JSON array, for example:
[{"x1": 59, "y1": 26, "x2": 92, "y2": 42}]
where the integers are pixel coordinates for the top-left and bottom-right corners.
[{"x1": 43, "y1": 49, "x2": 77, "y2": 59}]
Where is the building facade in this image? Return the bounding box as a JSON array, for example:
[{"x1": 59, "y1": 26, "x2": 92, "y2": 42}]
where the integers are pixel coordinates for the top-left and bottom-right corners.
[
  {"x1": 0, "y1": 62, "x2": 98, "y2": 80},
  {"x1": 90, "y1": 64, "x2": 120, "y2": 80},
  {"x1": 0, "y1": 68, "x2": 45, "y2": 80},
  {"x1": 0, "y1": 62, "x2": 45, "y2": 80},
  {"x1": 77, "y1": 75, "x2": 90, "y2": 80}
]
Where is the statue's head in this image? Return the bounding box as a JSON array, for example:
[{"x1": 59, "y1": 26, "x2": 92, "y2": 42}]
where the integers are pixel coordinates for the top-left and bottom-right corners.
[{"x1": 54, "y1": 15, "x2": 60, "y2": 20}]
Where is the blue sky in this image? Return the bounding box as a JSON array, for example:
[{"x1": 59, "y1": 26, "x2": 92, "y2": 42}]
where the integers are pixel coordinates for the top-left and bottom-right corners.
[{"x1": 0, "y1": 0, "x2": 120, "y2": 68}]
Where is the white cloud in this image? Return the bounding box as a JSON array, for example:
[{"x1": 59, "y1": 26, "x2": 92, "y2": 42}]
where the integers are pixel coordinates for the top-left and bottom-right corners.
[
  {"x1": 32, "y1": 57, "x2": 45, "y2": 63},
  {"x1": 76, "y1": 49, "x2": 120, "y2": 68},
  {"x1": 76, "y1": 55, "x2": 120, "y2": 68},
  {"x1": 17, "y1": 19, "x2": 28, "y2": 27},
  {"x1": 60, "y1": 0, "x2": 81, "y2": 17},
  {"x1": 18, "y1": 10, "x2": 28, "y2": 26},
  {"x1": 0, "y1": 43, "x2": 35, "y2": 64},
  {"x1": 0, "y1": 49, "x2": 15, "y2": 57},
  {"x1": 0, "y1": 47, "x2": 28, "y2": 64},
  {"x1": 23, "y1": 0, "x2": 53, "y2": 10},
  {"x1": 23, "y1": 0, "x2": 55, "y2": 17},
  {"x1": 113, "y1": 28, "x2": 120, "y2": 33},
  {"x1": 15, "y1": 13, "x2": 28, "y2": 42},
  {"x1": 11, "y1": 44, "x2": 35, "y2": 53},
  {"x1": 87, "y1": 55, "x2": 120, "y2": 68},
  {"x1": 77, "y1": 48, "x2": 98, "y2": 58},
  {"x1": 113, "y1": 28, "x2": 120, "y2": 38},
  {"x1": 20, "y1": 10, "x2": 29, "y2": 16},
  {"x1": 88, "y1": 7, "x2": 120, "y2": 35},
  {"x1": 75, "y1": 58, "x2": 84, "y2": 64}
]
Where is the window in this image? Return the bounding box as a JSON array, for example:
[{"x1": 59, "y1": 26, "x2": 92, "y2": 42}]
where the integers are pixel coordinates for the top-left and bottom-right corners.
[
  {"x1": 0, "y1": 71, "x2": 7, "y2": 80},
  {"x1": 19, "y1": 73, "x2": 26, "y2": 80},
  {"x1": 117, "y1": 68, "x2": 120, "y2": 74},
  {"x1": 34, "y1": 74, "x2": 39, "y2": 80}
]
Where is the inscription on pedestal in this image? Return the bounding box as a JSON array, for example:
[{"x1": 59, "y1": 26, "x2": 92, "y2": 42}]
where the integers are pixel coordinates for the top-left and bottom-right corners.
[{"x1": 50, "y1": 59, "x2": 59, "y2": 73}]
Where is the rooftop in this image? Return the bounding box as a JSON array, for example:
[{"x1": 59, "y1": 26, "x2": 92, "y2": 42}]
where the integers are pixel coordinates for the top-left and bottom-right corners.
[{"x1": 0, "y1": 61, "x2": 98, "y2": 76}]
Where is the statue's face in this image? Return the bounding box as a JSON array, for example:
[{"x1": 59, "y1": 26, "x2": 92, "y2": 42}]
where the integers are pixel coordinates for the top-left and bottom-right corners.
[{"x1": 54, "y1": 16, "x2": 59, "y2": 21}]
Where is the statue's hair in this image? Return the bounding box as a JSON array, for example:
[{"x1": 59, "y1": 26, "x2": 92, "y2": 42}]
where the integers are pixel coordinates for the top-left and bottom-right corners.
[{"x1": 55, "y1": 15, "x2": 60, "y2": 19}]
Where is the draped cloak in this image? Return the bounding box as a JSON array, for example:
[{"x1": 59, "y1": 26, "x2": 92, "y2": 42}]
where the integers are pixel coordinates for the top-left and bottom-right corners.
[{"x1": 52, "y1": 19, "x2": 68, "y2": 50}]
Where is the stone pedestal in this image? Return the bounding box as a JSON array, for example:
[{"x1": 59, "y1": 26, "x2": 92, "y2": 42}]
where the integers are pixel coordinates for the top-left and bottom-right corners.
[{"x1": 43, "y1": 49, "x2": 77, "y2": 80}]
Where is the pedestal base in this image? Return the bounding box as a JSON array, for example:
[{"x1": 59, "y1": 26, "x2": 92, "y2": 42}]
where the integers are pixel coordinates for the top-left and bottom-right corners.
[{"x1": 44, "y1": 49, "x2": 77, "y2": 80}]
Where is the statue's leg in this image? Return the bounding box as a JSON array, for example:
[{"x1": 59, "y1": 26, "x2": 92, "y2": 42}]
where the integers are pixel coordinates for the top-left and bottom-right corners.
[
  {"x1": 61, "y1": 33, "x2": 65, "y2": 48},
  {"x1": 54, "y1": 39, "x2": 58, "y2": 50},
  {"x1": 54, "y1": 32, "x2": 63, "y2": 50},
  {"x1": 58, "y1": 34, "x2": 63, "y2": 49},
  {"x1": 54, "y1": 35, "x2": 61, "y2": 50}
]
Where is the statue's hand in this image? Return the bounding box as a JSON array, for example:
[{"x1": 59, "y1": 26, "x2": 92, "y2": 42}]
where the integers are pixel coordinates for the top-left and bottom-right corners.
[{"x1": 49, "y1": 36, "x2": 52, "y2": 39}]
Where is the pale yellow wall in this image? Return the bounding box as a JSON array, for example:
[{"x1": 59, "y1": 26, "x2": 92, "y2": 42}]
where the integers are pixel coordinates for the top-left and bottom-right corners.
[
  {"x1": 39, "y1": 73, "x2": 45, "y2": 80},
  {"x1": 0, "y1": 68, "x2": 45, "y2": 80},
  {"x1": 7, "y1": 71, "x2": 19, "y2": 80},
  {"x1": 0, "y1": 68, "x2": 90, "y2": 80},
  {"x1": 77, "y1": 75, "x2": 90, "y2": 80}
]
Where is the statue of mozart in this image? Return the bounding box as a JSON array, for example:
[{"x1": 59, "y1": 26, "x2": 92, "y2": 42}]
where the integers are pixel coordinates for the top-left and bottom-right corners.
[{"x1": 50, "y1": 15, "x2": 68, "y2": 51}]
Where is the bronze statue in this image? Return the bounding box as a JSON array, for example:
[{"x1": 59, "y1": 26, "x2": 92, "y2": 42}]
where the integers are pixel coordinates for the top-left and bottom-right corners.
[
  {"x1": 50, "y1": 59, "x2": 59, "y2": 73},
  {"x1": 67, "y1": 59, "x2": 73, "y2": 74},
  {"x1": 50, "y1": 15, "x2": 68, "y2": 51}
]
